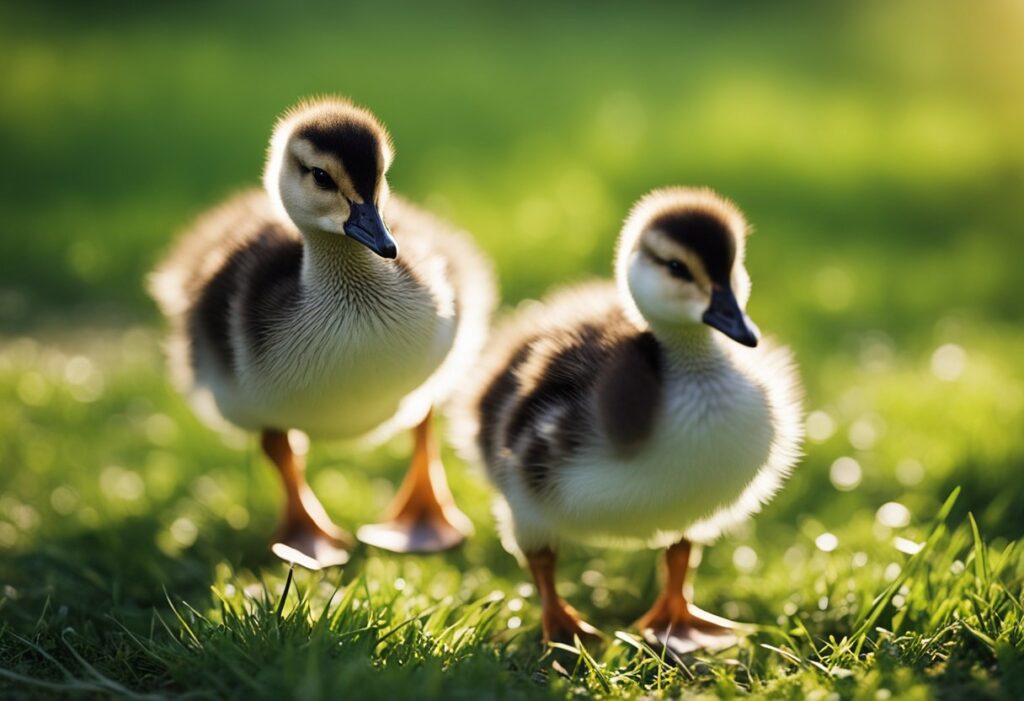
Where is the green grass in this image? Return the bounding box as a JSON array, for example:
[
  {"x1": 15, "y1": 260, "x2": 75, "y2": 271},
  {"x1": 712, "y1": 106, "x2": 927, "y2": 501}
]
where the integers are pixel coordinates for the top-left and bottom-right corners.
[
  {"x1": 3, "y1": 328, "x2": 1023, "y2": 699},
  {"x1": 2, "y1": 1, "x2": 1024, "y2": 699}
]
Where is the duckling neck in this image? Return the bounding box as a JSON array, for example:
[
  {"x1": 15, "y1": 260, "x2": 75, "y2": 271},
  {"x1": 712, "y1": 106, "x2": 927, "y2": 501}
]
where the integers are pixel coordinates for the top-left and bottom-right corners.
[
  {"x1": 300, "y1": 229, "x2": 393, "y2": 294},
  {"x1": 650, "y1": 323, "x2": 723, "y2": 370}
]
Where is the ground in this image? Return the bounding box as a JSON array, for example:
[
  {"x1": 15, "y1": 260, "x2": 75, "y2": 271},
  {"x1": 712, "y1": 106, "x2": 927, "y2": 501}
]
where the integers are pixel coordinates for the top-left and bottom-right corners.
[{"x1": 1, "y1": 2, "x2": 1023, "y2": 699}]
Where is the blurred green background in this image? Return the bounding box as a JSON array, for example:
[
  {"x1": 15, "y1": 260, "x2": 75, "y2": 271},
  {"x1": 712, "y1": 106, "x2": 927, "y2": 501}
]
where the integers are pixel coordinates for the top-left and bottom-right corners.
[{"x1": 1, "y1": 1, "x2": 1023, "y2": 697}]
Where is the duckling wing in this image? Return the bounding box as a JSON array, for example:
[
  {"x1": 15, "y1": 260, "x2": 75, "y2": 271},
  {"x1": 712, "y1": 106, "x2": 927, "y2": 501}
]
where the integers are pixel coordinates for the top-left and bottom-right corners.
[
  {"x1": 147, "y1": 189, "x2": 301, "y2": 395},
  {"x1": 457, "y1": 283, "x2": 660, "y2": 495},
  {"x1": 593, "y1": 332, "x2": 662, "y2": 456}
]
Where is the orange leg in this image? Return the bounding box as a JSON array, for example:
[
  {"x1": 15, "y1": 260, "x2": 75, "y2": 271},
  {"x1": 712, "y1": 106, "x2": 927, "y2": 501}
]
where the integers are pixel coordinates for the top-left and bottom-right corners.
[
  {"x1": 526, "y1": 547, "x2": 600, "y2": 645},
  {"x1": 262, "y1": 429, "x2": 352, "y2": 568},
  {"x1": 356, "y1": 408, "x2": 473, "y2": 553},
  {"x1": 635, "y1": 539, "x2": 741, "y2": 654}
]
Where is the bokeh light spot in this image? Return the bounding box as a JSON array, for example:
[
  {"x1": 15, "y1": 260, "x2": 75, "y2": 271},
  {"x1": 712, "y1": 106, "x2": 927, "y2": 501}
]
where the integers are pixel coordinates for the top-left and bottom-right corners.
[
  {"x1": 895, "y1": 458, "x2": 924, "y2": 486},
  {"x1": 733, "y1": 545, "x2": 758, "y2": 571},
  {"x1": 146, "y1": 414, "x2": 179, "y2": 446},
  {"x1": 806, "y1": 410, "x2": 836, "y2": 442},
  {"x1": 170, "y1": 517, "x2": 198, "y2": 547},
  {"x1": 931, "y1": 343, "x2": 967, "y2": 381},
  {"x1": 100, "y1": 466, "x2": 145, "y2": 501},
  {"x1": 815, "y1": 532, "x2": 839, "y2": 552},
  {"x1": 876, "y1": 501, "x2": 911, "y2": 528},
  {"x1": 848, "y1": 415, "x2": 884, "y2": 450},
  {"x1": 50, "y1": 486, "x2": 79, "y2": 515},
  {"x1": 830, "y1": 457, "x2": 862, "y2": 491}
]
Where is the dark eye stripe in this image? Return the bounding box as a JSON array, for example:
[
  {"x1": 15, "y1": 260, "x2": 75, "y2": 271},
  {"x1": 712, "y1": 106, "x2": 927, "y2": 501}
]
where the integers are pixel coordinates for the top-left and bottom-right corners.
[
  {"x1": 310, "y1": 167, "x2": 338, "y2": 191},
  {"x1": 650, "y1": 211, "x2": 736, "y2": 284},
  {"x1": 640, "y1": 245, "x2": 695, "y2": 281},
  {"x1": 666, "y1": 259, "x2": 694, "y2": 281},
  {"x1": 298, "y1": 121, "x2": 381, "y2": 202}
]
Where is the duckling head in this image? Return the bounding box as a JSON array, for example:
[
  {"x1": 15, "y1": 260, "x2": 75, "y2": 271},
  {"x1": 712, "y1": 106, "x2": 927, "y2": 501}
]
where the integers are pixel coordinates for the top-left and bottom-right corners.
[
  {"x1": 616, "y1": 187, "x2": 760, "y2": 347},
  {"x1": 264, "y1": 97, "x2": 398, "y2": 258}
]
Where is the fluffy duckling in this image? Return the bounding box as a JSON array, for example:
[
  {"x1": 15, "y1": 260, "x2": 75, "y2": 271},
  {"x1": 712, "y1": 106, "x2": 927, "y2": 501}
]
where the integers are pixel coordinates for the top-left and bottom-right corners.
[
  {"x1": 457, "y1": 188, "x2": 802, "y2": 652},
  {"x1": 150, "y1": 97, "x2": 494, "y2": 567}
]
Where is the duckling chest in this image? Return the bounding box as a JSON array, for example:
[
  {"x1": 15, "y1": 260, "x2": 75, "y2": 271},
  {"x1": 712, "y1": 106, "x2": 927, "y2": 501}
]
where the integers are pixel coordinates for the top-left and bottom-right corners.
[
  {"x1": 556, "y1": 365, "x2": 775, "y2": 539},
  {"x1": 237, "y1": 286, "x2": 456, "y2": 434}
]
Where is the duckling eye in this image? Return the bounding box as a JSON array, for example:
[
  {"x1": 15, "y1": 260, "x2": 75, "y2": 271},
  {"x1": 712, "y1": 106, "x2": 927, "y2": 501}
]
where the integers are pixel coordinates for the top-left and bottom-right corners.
[
  {"x1": 666, "y1": 260, "x2": 694, "y2": 281},
  {"x1": 310, "y1": 168, "x2": 337, "y2": 191}
]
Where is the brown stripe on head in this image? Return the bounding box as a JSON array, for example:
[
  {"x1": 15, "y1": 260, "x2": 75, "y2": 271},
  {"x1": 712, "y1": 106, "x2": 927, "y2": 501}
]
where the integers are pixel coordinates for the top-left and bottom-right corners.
[
  {"x1": 616, "y1": 187, "x2": 749, "y2": 289},
  {"x1": 648, "y1": 210, "x2": 736, "y2": 285},
  {"x1": 282, "y1": 97, "x2": 394, "y2": 203}
]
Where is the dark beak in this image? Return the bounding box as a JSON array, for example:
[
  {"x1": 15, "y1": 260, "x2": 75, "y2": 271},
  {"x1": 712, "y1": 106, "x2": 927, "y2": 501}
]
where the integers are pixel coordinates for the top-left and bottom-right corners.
[
  {"x1": 702, "y1": 285, "x2": 760, "y2": 347},
  {"x1": 343, "y1": 201, "x2": 398, "y2": 259}
]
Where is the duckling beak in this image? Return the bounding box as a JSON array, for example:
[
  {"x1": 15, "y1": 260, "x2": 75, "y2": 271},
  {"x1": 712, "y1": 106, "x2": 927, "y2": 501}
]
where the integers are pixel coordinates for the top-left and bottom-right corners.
[
  {"x1": 702, "y1": 285, "x2": 760, "y2": 347},
  {"x1": 344, "y1": 201, "x2": 398, "y2": 259}
]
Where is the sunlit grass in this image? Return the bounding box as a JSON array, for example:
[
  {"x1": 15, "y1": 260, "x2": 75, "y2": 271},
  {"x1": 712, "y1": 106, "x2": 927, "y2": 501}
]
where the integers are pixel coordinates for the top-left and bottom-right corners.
[{"x1": 1, "y1": 321, "x2": 1022, "y2": 698}]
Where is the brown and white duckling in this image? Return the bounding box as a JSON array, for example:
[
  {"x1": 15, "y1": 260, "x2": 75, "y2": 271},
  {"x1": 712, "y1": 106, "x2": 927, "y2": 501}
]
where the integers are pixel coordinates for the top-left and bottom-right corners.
[
  {"x1": 456, "y1": 187, "x2": 802, "y2": 652},
  {"x1": 149, "y1": 97, "x2": 494, "y2": 567}
]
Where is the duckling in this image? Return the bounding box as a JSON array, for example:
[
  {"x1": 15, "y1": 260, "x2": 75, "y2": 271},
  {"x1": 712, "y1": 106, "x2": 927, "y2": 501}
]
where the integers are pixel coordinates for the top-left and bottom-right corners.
[
  {"x1": 149, "y1": 97, "x2": 494, "y2": 567},
  {"x1": 456, "y1": 187, "x2": 802, "y2": 652}
]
